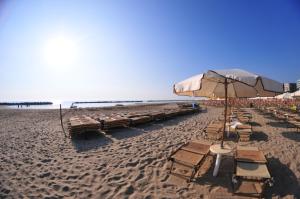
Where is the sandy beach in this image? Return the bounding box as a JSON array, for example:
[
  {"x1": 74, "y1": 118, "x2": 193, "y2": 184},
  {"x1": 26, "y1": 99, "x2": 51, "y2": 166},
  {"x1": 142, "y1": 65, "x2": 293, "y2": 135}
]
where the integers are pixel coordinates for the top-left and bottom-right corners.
[{"x1": 1, "y1": 104, "x2": 300, "y2": 198}]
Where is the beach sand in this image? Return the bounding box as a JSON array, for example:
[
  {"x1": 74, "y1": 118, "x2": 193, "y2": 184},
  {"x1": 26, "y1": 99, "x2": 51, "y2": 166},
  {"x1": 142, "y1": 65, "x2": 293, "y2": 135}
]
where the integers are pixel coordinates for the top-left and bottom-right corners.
[{"x1": 0, "y1": 104, "x2": 300, "y2": 198}]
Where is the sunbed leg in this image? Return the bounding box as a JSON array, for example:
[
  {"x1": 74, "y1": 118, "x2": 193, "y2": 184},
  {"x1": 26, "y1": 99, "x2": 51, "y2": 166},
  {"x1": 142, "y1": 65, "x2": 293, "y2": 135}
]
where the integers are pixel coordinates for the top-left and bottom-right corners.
[
  {"x1": 169, "y1": 161, "x2": 174, "y2": 174},
  {"x1": 188, "y1": 168, "x2": 196, "y2": 183}
]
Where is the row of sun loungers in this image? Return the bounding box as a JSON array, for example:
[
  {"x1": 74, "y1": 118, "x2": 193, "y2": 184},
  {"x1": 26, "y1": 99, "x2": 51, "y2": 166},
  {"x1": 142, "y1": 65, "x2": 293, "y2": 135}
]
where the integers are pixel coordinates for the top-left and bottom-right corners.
[
  {"x1": 68, "y1": 107, "x2": 200, "y2": 135},
  {"x1": 230, "y1": 109, "x2": 253, "y2": 142},
  {"x1": 257, "y1": 107, "x2": 300, "y2": 132},
  {"x1": 167, "y1": 141, "x2": 273, "y2": 197},
  {"x1": 68, "y1": 115, "x2": 101, "y2": 133},
  {"x1": 204, "y1": 108, "x2": 253, "y2": 142}
]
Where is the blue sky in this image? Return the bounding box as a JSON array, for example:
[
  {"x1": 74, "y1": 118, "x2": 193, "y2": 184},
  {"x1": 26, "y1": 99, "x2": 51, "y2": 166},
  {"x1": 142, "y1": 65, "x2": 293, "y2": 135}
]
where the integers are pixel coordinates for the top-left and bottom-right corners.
[{"x1": 1, "y1": 0, "x2": 300, "y2": 101}]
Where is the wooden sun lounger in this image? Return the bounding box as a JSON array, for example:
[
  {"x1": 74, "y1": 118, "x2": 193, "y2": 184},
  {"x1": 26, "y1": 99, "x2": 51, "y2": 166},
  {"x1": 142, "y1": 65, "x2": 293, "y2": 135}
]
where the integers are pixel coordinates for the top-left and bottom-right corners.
[
  {"x1": 288, "y1": 120, "x2": 300, "y2": 132},
  {"x1": 102, "y1": 115, "x2": 131, "y2": 129},
  {"x1": 164, "y1": 109, "x2": 181, "y2": 118},
  {"x1": 236, "y1": 125, "x2": 252, "y2": 142},
  {"x1": 68, "y1": 115, "x2": 101, "y2": 135},
  {"x1": 204, "y1": 122, "x2": 223, "y2": 140},
  {"x1": 167, "y1": 141, "x2": 211, "y2": 182},
  {"x1": 274, "y1": 112, "x2": 287, "y2": 121},
  {"x1": 232, "y1": 146, "x2": 273, "y2": 198},
  {"x1": 237, "y1": 115, "x2": 251, "y2": 123},
  {"x1": 129, "y1": 115, "x2": 153, "y2": 125},
  {"x1": 149, "y1": 111, "x2": 166, "y2": 121}
]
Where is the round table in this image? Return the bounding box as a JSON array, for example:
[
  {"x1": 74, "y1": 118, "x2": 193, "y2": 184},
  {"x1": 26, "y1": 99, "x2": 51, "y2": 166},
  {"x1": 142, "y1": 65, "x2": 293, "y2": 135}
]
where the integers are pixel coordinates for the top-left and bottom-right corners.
[{"x1": 210, "y1": 143, "x2": 232, "y2": 177}]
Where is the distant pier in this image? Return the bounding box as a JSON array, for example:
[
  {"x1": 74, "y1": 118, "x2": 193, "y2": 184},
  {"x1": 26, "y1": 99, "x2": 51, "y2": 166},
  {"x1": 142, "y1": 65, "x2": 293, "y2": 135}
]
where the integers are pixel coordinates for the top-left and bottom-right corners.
[{"x1": 0, "y1": 102, "x2": 53, "y2": 106}]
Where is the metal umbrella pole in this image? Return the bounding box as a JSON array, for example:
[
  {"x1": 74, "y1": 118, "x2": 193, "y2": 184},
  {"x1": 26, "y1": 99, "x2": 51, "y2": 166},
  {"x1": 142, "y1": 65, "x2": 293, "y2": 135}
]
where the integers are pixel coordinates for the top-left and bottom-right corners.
[{"x1": 221, "y1": 78, "x2": 228, "y2": 148}]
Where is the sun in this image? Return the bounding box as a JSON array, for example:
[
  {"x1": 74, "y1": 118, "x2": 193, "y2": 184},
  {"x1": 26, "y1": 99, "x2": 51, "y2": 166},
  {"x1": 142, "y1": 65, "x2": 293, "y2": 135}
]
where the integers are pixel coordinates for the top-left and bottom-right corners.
[{"x1": 44, "y1": 36, "x2": 78, "y2": 67}]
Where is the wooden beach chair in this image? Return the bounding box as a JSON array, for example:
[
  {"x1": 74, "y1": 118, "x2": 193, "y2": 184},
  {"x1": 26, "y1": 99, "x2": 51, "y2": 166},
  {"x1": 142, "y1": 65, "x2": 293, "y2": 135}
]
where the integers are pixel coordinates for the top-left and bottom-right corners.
[
  {"x1": 149, "y1": 111, "x2": 165, "y2": 121},
  {"x1": 274, "y1": 110, "x2": 287, "y2": 122},
  {"x1": 167, "y1": 140, "x2": 211, "y2": 182},
  {"x1": 237, "y1": 112, "x2": 252, "y2": 123},
  {"x1": 204, "y1": 121, "x2": 223, "y2": 140},
  {"x1": 164, "y1": 109, "x2": 181, "y2": 118},
  {"x1": 68, "y1": 115, "x2": 101, "y2": 135},
  {"x1": 129, "y1": 115, "x2": 152, "y2": 125},
  {"x1": 288, "y1": 120, "x2": 300, "y2": 132},
  {"x1": 236, "y1": 124, "x2": 252, "y2": 142},
  {"x1": 102, "y1": 115, "x2": 131, "y2": 130},
  {"x1": 232, "y1": 146, "x2": 273, "y2": 198}
]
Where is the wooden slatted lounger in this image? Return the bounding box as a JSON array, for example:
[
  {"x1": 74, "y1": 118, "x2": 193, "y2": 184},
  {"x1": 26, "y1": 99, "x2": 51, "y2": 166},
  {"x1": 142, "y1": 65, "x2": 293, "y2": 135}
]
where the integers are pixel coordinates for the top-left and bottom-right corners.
[
  {"x1": 232, "y1": 146, "x2": 273, "y2": 198},
  {"x1": 288, "y1": 120, "x2": 300, "y2": 132},
  {"x1": 167, "y1": 141, "x2": 211, "y2": 182},
  {"x1": 149, "y1": 111, "x2": 165, "y2": 121},
  {"x1": 102, "y1": 115, "x2": 131, "y2": 130},
  {"x1": 164, "y1": 109, "x2": 180, "y2": 118},
  {"x1": 204, "y1": 122, "x2": 223, "y2": 140},
  {"x1": 68, "y1": 115, "x2": 101, "y2": 135},
  {"x1": 236, "y1": 124, "x2": 252, "y2": 142},
  {"x1": 274, "y1": 111, "x2": 287, "y2": 121},
  {"x1": 129, "y1": 115, "x2": 152, "y2": 125}
]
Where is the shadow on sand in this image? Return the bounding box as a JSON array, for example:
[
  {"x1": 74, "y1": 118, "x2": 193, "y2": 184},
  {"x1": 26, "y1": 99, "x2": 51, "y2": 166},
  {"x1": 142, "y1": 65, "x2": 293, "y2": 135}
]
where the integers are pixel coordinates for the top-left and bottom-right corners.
[
  {"x1": 251, "y1": 131, "x2": 268, "y2": 141},
  {"x1": 266, "y1": 157, "x2": 300, "y2": 198},
  {"x1": 71, "y1": 130, "x2": 112, "y2": 152},
  {"x1": 195, "y1": 156, "x2": 299, "y2": 198},
  {"x1": 281, "y1": 131, "x2": 300, "y2": 142},
  {"x1": 262, "y1": 114, "x2": 277, "y2": 120},
  {"x1": 168, "y1": 155, "x2": 234, "y2": 196},
  {"x1": 106, "y1": 114, "x2": 198, "y2": 140},
  {"x1": 194, "y1": 155, "x2": 234, "y2": 191},
  {"x1": 266, "y1": 121, "x2": 288, "y2": 128},
  {"x1": 168, "y1": 154, "x2": 300, "y2": 197},
  {"x1": 248, "y1": 121, "x2": 261, "y2": 127}
]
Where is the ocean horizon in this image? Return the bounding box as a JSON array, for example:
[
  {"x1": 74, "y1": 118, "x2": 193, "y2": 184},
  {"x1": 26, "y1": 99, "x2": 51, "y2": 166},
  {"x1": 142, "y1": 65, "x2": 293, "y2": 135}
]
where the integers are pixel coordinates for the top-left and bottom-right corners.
[{"x1": 0, "y1": 99, "x2": 200, "y2": 109}]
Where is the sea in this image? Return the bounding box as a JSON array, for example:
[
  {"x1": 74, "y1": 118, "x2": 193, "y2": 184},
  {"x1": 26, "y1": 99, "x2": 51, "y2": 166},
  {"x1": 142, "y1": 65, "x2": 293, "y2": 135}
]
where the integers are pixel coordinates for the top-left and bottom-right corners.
[{"x1": 0, "y1": 100, "x2": 198, "y2": 109}]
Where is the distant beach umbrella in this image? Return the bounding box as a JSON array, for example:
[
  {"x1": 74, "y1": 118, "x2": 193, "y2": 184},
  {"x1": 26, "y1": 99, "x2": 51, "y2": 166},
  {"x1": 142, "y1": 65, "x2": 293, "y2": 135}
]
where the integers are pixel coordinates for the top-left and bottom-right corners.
[
  {"x1": 174, "y1": 68, "x2": 283, "y2": 147},
  {"x1": 292, "y1": 90, "x2": 300, "y2": 98},
  {"x1": 275, "y1": 92, "x2": 293, "y2": 99}
]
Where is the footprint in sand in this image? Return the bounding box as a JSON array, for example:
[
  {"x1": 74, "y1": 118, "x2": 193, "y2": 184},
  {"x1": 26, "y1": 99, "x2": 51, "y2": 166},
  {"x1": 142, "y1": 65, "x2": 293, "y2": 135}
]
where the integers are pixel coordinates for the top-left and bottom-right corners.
[
  {"x1": 78, "y1": 172, "x2": 90, "y2": 180},
  {"x1": 107, "y1": 175, "x2": 122, "y2": 182},
  {"x1": 66, "y1": 175, "x2": 78, "y2": 180}
]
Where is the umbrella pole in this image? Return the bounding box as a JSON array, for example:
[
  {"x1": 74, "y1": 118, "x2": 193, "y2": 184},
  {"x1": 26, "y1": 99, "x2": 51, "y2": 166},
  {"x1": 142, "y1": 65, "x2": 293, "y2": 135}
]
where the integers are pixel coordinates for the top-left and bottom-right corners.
[{"x1": 221, "y1": 78, "x2": 228, "y2": 148}]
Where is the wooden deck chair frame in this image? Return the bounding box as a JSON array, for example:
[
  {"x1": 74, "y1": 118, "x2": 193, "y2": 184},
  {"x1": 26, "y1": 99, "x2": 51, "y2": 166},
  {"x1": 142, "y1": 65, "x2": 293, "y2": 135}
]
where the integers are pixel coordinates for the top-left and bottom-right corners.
[
  {"x1": 288, "y1": 120, "x2": 300, "y2": 132},
  {"x1": 167, "y1": 141, "x2": 211, "y2": 182},
  {"x1": 232, "y1": 147, "x2": 273, "y2": 198},
  {"x1": 204, "y1": 122, "x2": 223, "y2": 140}
]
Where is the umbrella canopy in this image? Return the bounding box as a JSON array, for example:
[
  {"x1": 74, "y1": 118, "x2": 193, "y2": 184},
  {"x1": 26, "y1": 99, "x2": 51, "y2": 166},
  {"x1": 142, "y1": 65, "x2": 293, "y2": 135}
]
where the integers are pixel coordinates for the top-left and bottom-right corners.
[
  {"x1": 174, "y1": 68, "x2": 283, "y2": 147},
  {"x1": 174, "y1": 69, "x2": 283, "y2": 98},
  {"x1": 275, "y1": 92, "x2": 293, "y2": 99},
  {"x1": 292, "y1": 90, "x2": 300, "y2": 98}
]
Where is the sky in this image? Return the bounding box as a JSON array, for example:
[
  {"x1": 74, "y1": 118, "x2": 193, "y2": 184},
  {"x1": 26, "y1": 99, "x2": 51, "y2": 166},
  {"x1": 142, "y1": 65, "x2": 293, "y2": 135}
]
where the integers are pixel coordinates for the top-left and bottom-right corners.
[{"x1": 1, "y1": 0, "x2": 300, "y2": 101}]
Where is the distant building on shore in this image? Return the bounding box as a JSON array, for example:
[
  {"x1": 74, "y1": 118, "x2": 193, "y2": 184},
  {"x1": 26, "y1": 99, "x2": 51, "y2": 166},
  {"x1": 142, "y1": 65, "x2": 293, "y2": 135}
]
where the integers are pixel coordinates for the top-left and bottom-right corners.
[
  {"x1": 297, "y1": 79, "x2": 300, "y2": 90},
  {"x1": 284, "y1": 83, "x2": 297, "y2": 93}
]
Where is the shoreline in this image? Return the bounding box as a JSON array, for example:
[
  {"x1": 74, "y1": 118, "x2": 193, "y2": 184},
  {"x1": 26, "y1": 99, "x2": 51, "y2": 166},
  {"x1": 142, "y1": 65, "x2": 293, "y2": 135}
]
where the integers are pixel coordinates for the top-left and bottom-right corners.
[{"x1": 0, "y1": 101, "x2": 196, "y2": 110}]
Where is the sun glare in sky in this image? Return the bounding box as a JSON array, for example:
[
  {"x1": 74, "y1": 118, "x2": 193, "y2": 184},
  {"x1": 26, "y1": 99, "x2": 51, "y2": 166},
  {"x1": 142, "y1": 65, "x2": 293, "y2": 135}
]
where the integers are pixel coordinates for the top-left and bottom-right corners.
[{"x1": 44, "y1": 35, "x2": 78, "y2": 68}]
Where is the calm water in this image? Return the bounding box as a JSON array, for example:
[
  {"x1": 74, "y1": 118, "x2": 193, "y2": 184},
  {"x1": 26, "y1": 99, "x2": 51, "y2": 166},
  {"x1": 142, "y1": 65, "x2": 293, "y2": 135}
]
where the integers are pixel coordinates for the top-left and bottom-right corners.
[{"x1": 0, "y1": 100, "x2": 196, "y2": 109}]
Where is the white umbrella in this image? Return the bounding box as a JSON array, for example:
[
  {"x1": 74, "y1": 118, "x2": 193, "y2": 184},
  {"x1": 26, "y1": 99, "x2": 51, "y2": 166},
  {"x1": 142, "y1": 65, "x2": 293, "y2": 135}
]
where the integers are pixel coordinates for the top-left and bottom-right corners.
[
  {"x1": 292, "y1": 90, "x2": 300, "y2": 98},
  {"x1": 275, "y1": 92, "x2": 293, "y2": 99},
  {"x1": 174, "y1": 68, "x2": 283, "y2": 147}
]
